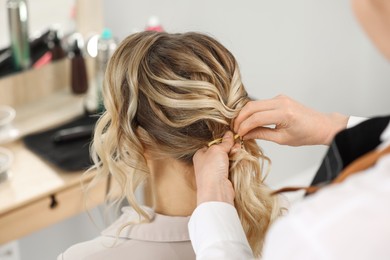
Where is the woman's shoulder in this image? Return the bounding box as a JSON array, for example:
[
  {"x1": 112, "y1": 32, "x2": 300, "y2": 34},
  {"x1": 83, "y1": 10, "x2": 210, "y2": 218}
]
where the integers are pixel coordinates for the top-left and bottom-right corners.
[
  {"x1": 101, "y1": 206, "x2": 155, "y2": 234},
  {"x1": 57, "y1": 236, "x2": 113, "y2": 260},
  {"x1": 58, "y1": 206, "x2": 194, "y2": 260},
  {"x1": 59, "y1": 235, "x2": 195, "y2": 260},
  {"x1": 102, "y1": 206, "x2": 191, "y2": 242}
]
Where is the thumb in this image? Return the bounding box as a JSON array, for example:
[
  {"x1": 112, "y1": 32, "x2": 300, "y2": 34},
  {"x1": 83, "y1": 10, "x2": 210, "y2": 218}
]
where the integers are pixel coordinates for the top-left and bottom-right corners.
[{"x1": 218, "y1": 131, "x2": 235, "y2": 153}]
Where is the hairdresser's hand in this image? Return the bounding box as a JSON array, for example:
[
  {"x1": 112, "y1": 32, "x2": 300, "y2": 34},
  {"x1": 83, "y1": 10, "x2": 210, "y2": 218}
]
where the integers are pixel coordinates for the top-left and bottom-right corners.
[
  {"x1": 193, "y1": 131, "x2": 236, "y2": 206},
  {"x1": 234, "y1": 95, "x2": 348, "y2": 146}
]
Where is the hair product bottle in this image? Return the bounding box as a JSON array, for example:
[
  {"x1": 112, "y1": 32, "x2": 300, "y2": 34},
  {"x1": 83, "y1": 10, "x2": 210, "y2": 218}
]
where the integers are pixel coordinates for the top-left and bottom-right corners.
[
  {"x1": 96, "y1": 28, "x2": 117, "y2": 112},
  {"x1": 70, "y1": 38, "x2": 88, "y2": 94},
  {"x1": 145, "y1": 16, "x2": 164, "y2": 32},
  {"x1": 6, "y1": 0, "x2": 31, "y2": 71},
  {"x1": 48, "y1": 29, "x2": 66, "y2": 61}
]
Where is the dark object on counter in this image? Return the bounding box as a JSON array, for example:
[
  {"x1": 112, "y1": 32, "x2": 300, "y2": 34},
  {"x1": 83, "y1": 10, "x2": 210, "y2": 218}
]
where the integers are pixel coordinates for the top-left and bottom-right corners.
[
  {"x1": 30, "y1": 30, "x2": 51, "y2": 63},
  {"x1": 52, "y1": 124, "x2": 94, "y2": 144},
  {"x1": 23, "y1": 115, "x2": 98, "y2": 171},
  {"x1": 0, "y1": 49, "x2": 13, "y2": 76},
  {"x1": 70, "y1": 38, "x2": 88, "y2": 94},
  {"x1": 48, "y1": 29, "x2": 66, "y2": 61},
  {"x1": 0, "y1": 30, "x2": 51, "y2": 77}
]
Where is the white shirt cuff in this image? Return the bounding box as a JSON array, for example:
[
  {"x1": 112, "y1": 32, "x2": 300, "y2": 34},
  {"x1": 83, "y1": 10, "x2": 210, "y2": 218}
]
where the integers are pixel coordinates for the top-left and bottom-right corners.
[
  {"x1": 189, "y1": 202, "x2": 253, "y2": 259},
  {"x1": 347, "y1": 116, "x2": 367, "y2": 128}
]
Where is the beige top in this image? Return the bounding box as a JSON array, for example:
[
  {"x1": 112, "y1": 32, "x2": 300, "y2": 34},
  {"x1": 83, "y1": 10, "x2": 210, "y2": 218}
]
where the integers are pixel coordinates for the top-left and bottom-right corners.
[{"x1": 58, "y1": 207, "x2": 195, "y2": 260}]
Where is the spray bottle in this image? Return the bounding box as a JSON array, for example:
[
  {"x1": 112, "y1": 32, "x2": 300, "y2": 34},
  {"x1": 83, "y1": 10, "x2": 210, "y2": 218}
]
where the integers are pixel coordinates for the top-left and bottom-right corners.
[
  {"x1": 7, "y1": 0, "x2": 31, "y2": 71},
  {"x1": 96, "y1": 28, "x2": 117, "y2": 112}
]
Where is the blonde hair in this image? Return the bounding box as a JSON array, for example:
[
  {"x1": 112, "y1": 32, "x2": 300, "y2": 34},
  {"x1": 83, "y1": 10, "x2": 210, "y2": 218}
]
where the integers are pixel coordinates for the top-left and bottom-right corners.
[{"x1": 91, "y1": 31, "x2": 282, "y2": 257}]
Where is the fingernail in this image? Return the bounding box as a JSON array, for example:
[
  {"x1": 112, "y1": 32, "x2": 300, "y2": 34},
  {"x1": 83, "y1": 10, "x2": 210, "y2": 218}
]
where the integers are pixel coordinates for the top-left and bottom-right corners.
[
  {"x1": 224, "y1": 131, "x2": 233, "y2": 138},
  {"x1": 231, "y1": 147, "x2": 239, "y2": 154},
  {"x1": 235, "y1": 126, "x2": 240, "y2": 134}
]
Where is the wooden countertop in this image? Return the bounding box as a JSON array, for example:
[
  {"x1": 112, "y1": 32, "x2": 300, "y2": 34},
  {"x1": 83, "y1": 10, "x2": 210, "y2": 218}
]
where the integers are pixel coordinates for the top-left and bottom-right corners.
[{"x1": 0, "y1": 90, "x2": 106, "y2": 244}]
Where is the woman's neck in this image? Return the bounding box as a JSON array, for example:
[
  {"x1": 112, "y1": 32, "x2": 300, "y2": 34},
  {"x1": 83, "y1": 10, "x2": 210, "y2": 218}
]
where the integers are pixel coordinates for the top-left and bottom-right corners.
[{"x1": 146, "y1": 157, "x2": 197, "y2": 217}]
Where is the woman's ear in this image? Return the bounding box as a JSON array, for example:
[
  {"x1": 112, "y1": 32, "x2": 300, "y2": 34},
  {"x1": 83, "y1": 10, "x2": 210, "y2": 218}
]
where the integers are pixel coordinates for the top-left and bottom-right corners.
[{"x1": 143, "y1": 148, "x2": 153, "y2": 160}]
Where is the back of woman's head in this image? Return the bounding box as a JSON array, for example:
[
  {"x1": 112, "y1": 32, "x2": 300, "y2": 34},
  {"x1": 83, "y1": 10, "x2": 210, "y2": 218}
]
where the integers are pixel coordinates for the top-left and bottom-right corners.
[{"x1": 92, "y1": 31, "x2": 282, "y2": 257}]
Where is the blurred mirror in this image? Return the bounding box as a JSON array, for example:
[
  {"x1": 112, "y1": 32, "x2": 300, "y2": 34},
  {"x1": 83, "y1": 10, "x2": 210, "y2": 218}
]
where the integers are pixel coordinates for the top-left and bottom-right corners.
[{"x1": 0, "y1": 0, "x2": 76, "y2": 78}]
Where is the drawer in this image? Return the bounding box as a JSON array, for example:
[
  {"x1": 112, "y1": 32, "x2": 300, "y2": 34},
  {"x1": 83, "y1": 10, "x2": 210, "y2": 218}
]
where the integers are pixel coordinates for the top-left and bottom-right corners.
[{"x1": 0, "y1": 178, "x2": 106, "y2": 244}]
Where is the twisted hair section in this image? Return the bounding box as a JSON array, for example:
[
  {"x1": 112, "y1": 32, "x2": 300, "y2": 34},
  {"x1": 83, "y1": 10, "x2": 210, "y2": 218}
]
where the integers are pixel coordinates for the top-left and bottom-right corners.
[{"x1": 89, "y1": 31, "x2": 282, "y2": 256}]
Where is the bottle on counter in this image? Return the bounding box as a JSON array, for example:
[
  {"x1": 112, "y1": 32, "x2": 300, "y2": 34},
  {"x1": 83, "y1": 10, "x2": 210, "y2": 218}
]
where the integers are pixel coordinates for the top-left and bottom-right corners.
[
  {"x1": 70, "y1": 37, "x2": 88, "y2": 94},
  {"x1": 145, "y1": 16, "x2": 164, "y2": 32},
  {"x1": 48, "y1": 29, "x2": 66, "y2": 61},
  {"x1": 7, "y1": 0, "x2": 31, "y2": 71},
  {"x1": 96, "y1": 28, "x2": 117, "y2": 112}
]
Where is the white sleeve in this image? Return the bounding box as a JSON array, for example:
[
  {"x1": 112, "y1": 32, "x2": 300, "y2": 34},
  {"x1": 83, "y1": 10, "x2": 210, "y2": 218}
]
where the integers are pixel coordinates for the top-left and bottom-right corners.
[
  {"x1": 347, "y1": 116, "x2": 367, "y2": 128},
  {"x1": 262, "y1": 215, "x2": 320, "y2": 260},
  {"x1": 188, "y1": 202, "x2": 254, "y2": 260}
]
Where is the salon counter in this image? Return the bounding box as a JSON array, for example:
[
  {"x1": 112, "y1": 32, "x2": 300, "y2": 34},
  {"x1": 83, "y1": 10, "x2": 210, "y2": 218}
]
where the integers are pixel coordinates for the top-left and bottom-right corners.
[{"x1": 0, "y1": 91, "x2": 107, "y2": 245}]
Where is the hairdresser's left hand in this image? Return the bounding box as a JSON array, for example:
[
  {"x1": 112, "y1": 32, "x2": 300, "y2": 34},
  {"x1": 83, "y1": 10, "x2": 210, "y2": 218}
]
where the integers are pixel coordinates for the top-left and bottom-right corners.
[
  {"x1": 193, "y1": 131, "x2": 236, "y2": 206},
  {"x1": 234, "y1": 95, "x2": 348, "y2": 146}
]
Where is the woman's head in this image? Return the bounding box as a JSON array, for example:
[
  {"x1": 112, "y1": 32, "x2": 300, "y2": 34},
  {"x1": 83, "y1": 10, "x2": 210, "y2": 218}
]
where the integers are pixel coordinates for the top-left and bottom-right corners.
[
  {"x1": 92, "y1": 31, "x2": 281, "y2": 256},
  {"x1": 103, "y1": 31, "x2": 248, "y2": 162}
]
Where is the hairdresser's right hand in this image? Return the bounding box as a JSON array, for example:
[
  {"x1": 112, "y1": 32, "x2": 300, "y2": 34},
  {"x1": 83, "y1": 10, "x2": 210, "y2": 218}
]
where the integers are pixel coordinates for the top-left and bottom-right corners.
[
  {"x1": 234, "y1": 95, "x2": 349, "y2": 146},
  {"x1": 193, "y1": 131, "x2": 236, "y2": 206}
]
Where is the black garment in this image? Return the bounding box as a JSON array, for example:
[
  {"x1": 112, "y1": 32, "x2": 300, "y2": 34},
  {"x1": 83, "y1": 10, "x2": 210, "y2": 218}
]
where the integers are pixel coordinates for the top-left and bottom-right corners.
[{"x1": 311, "y1": 115, "x2": 390, "y2": 187}]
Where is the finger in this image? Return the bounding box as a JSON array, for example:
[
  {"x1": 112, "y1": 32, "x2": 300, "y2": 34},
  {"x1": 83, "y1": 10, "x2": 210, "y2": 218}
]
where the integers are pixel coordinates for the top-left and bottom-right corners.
[
  {"x1": 229, "y1": 143, "x2": 241, "y2": 155},
  {"x1": 193, "y1": 146, "x2": 207, "y2": 162},
  {"x1": 237, "y1": 110, "x2": 285, "y2": 137},
  {"x1": 243, "y1": 127, "x2": 283, "y2": 144},
  {"x1": 217, "y1": 131, "x2": 235, "y2": 153},
  {"x1": 234, "y1": 98, "x2": 279, "y2": 132}
]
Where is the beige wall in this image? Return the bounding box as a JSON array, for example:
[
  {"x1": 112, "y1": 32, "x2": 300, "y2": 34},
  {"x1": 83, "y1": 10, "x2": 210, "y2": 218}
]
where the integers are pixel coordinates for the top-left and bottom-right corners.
[{"x1": 104, "y1": 0, "x2": 390, "y2": 184}]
